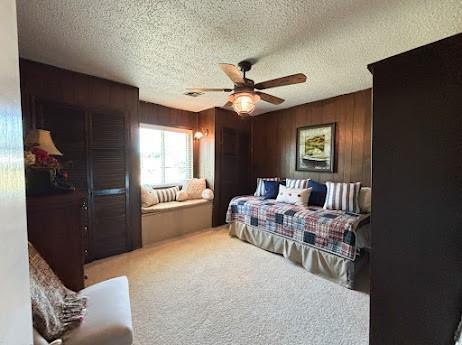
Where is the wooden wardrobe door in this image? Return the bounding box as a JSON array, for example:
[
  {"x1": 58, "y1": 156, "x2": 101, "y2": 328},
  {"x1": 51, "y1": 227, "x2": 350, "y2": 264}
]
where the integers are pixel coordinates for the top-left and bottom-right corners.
[
  {"x1": 37, "y1": 101, "x2": 88, "y2": 191},
  {"x1": 215, "y1": 127, "x2": 251, "y2": 225},
  {"x1": 88, "y1": 111, "x2": 129, "y2": 260},
  {"x1": 369, "y1": 34, "x2": 462, "y2": 345},
  {"x1": 236, "y1": 131, "x2": 251, "y2": 196},
  {"x1": 35, "y1": 100, "x2": 90, "y2": 263},
  {"x1": 218, "y1": 128, "x2": 238, "y2": 225}
]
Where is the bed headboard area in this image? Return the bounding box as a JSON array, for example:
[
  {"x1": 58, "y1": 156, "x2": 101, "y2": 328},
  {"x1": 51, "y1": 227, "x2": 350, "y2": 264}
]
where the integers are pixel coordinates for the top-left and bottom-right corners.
[{"x1": 251, "y1": 89, "x2": 372, "y2": 187}]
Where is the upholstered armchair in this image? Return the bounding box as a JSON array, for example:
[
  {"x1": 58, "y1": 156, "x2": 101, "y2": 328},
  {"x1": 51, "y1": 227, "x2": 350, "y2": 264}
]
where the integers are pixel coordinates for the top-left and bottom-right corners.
[{"x1": 33, "y1": 277, "x2": 133, "y2": 345}]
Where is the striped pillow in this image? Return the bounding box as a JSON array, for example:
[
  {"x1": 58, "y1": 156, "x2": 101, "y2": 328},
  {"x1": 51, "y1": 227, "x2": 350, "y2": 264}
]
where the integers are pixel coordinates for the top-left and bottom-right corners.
[
  {"x1": 254, "y1": 177, "x2": 278, "y2": 197},
  {"x1": 324, "y1": 182, "x2": 361, "y2": 213},
  {"x1": 286, "y1": 178, "x2": 310, "y2": 189},
  {"x1": 155, "y1": 186, "x2": 180, "y2": 203}
]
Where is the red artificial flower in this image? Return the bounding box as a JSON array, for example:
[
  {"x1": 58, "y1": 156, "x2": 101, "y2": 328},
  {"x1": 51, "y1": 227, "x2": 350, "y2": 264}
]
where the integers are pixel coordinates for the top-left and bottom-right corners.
[{"x1": 31, "y1": 147, "x2": 58, "y2": 167}]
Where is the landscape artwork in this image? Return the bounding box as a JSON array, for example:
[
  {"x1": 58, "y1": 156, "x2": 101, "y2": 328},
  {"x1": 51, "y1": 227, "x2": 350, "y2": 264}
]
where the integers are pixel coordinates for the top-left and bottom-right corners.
[{"x1": 296, "y1": 123, "x2": 335, "y2": 172}]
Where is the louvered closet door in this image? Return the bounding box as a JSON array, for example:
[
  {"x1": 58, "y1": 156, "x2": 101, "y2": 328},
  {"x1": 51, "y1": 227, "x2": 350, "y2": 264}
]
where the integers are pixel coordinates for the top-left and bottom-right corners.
[{"x1": 88, "y1": 111, "x2": 129, "y2": 260}]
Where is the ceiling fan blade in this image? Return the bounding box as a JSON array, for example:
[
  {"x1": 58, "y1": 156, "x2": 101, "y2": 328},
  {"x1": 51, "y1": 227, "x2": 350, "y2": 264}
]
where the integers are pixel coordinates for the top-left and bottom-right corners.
[
  {"x1": 223, "y1": 101, "x2": 233, "y2": 107},
  {"x1": 187, "y1": 88, "x2": 233, "y2": 92},
  {"x1": 219, "y1": 63, "x2": 245, "y2": 85},
  {"x1": 254, "y1": 73, "x2": 307, "y2": 90},
  {"x1": 256, "y1": 92, "x2": 285, "y2": 105}
]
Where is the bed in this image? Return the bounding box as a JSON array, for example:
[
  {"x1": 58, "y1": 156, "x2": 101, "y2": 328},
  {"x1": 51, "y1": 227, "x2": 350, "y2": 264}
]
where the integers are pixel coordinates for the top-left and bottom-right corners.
[{"x1": 226, "y1": 196, "x2": 370, "y2": 289}]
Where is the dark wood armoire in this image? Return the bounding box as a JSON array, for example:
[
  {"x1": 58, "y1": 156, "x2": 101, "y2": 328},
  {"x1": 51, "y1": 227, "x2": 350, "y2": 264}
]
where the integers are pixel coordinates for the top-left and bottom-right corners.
[
  {"x1": 369, "y1": 34, "x2": 462, "y2": 345},
  {"x1": 33, "y1": 100, "x2": 129, "y2": 261},
  {"x1": 20, "y1": 59, "x2": 141, "y2": 261}
]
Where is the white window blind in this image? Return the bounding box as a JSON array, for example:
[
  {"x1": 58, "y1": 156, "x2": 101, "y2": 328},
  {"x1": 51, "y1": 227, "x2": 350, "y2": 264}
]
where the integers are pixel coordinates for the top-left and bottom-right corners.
[{"x1": 140, "y1": 124, "x2": 193, "y2": 187}]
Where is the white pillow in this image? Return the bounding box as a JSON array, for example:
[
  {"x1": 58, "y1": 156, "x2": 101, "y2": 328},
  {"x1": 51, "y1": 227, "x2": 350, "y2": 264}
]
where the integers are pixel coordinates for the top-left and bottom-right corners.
[
  {"x1": 359, "y1": 187, "x2": 372, "y2": 213},
  {"x1": 176, "y1": 190, "x2": 189, "y2": 202},
  {"x1": 202, "y1": 188, "x2": 214, "y2": 200},
  {"x1": 276, "y1": 185, "x2": 311, "y2": 206},
  {"x1": 141, "y1": 185, "x2": 159, "y2": 207},
  {"x1": 182, "y1": 178, "x2": 206, "y2": 199}
]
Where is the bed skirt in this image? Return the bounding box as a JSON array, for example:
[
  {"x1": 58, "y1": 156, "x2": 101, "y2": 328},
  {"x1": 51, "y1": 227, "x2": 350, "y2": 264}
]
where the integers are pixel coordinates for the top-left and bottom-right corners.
[{"x1": 228, "y1": 221, "x2": 365, "y2": 289}]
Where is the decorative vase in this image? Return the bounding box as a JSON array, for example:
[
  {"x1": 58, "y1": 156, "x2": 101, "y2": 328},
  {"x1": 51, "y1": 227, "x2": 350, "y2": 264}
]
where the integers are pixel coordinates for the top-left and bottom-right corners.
[{"x1": 25, "y1": 167, "x2": 57, "y2": 196}]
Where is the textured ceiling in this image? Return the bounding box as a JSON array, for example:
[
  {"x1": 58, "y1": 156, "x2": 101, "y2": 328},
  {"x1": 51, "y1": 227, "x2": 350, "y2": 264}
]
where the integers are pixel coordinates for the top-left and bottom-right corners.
[{"x1": 17, "y1": 0, "x2": 462, "y2": 115}]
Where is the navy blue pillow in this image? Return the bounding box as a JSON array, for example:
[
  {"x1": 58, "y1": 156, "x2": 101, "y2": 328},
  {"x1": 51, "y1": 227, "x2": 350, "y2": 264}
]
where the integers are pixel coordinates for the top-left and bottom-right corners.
[
  {"x1": 308, "y1": 180, "x2": 327, "y2": 206},
  {"x1": 263, "y1": 180, "x2": 280, "y2": 199}
]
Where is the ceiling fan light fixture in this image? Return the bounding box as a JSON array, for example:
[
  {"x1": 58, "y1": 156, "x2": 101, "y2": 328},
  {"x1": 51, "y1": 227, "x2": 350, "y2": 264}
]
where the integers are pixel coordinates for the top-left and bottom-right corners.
[
  {"x1": 228, "y1": 92, "x2": 260, "y2": 116},
  {"x1": 189, "y1": 61, "x2": 306, "y2": 117}
]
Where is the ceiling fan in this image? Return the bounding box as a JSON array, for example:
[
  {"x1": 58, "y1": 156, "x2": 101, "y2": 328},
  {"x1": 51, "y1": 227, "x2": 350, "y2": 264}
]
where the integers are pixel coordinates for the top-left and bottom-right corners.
[{"x1": 187, "y1": 60, "x2": 307, "y2": 117}]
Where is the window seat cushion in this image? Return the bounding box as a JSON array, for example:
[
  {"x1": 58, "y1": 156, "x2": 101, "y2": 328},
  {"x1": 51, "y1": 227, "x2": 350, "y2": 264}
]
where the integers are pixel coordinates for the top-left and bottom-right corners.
[
  {"x1": 142, "y1": 199, "x2": 210, "y2": 215},
  {"x1": 141, "y1": 199, "x2": 212, "y2": 246}
]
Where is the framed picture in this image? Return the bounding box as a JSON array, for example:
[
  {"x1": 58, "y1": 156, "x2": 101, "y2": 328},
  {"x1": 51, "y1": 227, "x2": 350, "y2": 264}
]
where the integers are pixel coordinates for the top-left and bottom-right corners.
[{"x1": 296, "y1": 123, "x2": 336, "y2": 172}]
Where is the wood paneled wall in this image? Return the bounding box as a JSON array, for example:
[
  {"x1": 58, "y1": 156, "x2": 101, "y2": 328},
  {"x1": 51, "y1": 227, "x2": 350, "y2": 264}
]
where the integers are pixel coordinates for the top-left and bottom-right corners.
[
  {"x1": 251, "y1": 89, "x2": 372, "y2": 187},
  {"x1": 139, "y1": 101, "x2": 199, "y2": 176},
  {"x1": 19, "y1": 59, "x2": 141, "y2": 250},
  {"x1": 139, "y1": 101, "x2": 197, "y2": 128}
]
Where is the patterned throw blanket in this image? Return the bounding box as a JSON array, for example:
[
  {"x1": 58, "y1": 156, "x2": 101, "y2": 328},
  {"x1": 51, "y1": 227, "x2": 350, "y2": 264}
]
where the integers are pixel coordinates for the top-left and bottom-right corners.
[
  {"x1": 29, "y1": 243, "x2": 87, "y2": 342},
  {"x1": 226, "y1": 196, "x2": 370, "y2": 261}
]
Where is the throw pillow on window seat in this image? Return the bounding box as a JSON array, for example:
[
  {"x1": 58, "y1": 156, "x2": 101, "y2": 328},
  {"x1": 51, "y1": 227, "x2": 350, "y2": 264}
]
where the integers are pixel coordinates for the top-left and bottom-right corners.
[
  {"x1": 182, "y1": 178, "x2": 206, "y2": 199},
  {"x1": 176, "y1": 190, "x2": 189, "y2": 202},
  {"x1": 201, "y1": 188, "x2": 214, "y2": 200},
  {"x1": 141, "y1": 185, "x2": 159, "y2": 207},
  {"x1": 155, "y1": 186, "x2": 179, "y2": 203}
]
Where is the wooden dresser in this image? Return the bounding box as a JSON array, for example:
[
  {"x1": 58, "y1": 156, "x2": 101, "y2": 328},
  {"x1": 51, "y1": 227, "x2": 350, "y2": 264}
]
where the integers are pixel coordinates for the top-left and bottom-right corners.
[{"x1": 26, "y1": 192, "x2": 87, "y2": 291}]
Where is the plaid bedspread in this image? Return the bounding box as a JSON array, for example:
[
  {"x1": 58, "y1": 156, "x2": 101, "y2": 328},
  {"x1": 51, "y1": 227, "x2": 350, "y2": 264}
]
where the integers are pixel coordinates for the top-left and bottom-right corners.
[{"x1": 226, "y1": 196, "x2": 370, "y2": 261}]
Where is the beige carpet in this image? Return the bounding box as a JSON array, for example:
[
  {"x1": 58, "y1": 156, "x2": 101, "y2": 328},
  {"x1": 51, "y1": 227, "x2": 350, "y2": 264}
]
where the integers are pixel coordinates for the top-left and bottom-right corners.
[{"x1": 86, "y1": 227, "x2": 370, "y2": 345}]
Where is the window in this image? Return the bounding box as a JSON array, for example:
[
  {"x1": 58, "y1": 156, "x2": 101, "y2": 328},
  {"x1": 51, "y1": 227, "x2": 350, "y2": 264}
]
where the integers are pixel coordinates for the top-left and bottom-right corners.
[{"x1": 140, "y1": 124, "x2": 193, "y2": 187}]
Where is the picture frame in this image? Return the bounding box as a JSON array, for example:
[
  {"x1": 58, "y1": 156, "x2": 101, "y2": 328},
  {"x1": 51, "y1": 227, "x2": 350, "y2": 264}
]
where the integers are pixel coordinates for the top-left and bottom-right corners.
[{"x1": 296, "y1": 123, "x2": 336, "y2": 172}]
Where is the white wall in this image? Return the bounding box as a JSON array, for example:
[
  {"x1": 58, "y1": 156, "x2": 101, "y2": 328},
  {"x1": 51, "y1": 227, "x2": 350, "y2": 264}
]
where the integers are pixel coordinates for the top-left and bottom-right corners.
[
  {"x1": 0, "y1": 0, "x2": 33, "y2": 344},
  {"x1": 456, "y1": 316, "x2": 462, "y2": 345}
]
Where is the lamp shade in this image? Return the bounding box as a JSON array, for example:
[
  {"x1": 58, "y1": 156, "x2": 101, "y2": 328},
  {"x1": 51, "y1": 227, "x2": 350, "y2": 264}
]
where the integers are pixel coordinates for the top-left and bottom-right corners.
[
  {"x1": 25, "y1": 129, "x2": 63, "y2": 156},
  {"x1": 228, "y1": 92, "x2": 261, "y2": 117}
]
